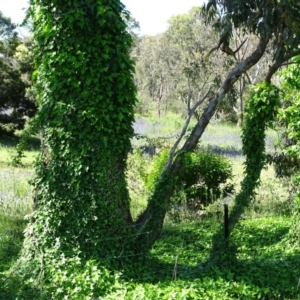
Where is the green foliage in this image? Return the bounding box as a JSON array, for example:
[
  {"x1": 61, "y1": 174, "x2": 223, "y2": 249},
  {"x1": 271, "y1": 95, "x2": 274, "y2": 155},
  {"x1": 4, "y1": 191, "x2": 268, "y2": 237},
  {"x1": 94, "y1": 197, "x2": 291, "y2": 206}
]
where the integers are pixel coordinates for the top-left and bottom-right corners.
[
  {"x1": 277, "y1": 56, "x2": 300, "y2": 245},
  {"x1": 0, "y1": 12, "x2": 37, "y2": 135},
  {"x1": 146, "y1": 149, "x2": 170, "y2": 192},
  {"x1": 1, "y1": 130, "x2": 300, "y2": 298},
  {"x1": 180, "y1": 150, "x2": 234, "y2": 207},
  {"x1": 14, "y1": 0, "x2": 138, "y2": 283},
  {"x1": 203, "y1": 0, "x2": 300, "y2": 64},
  {"x1": 45, "y1": 257, "x2": 123, "y2": 299},
  {"x1": 241, "y1": 83, "x2": 280, "y2": 189},
  {"x1": 147, "y1": 149, "x2": 234, "y2": 210}
]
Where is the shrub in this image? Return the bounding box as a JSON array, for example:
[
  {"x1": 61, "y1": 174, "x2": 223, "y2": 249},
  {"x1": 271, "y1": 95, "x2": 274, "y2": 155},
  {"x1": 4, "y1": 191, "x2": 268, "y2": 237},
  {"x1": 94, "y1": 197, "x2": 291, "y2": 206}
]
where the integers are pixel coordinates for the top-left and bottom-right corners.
[
  {"x1": 146, "y1": 149, "x2": 234, "y2": 210},
  {"x1": 180, "y1": 150, "x2": 234, "y2": 208}
]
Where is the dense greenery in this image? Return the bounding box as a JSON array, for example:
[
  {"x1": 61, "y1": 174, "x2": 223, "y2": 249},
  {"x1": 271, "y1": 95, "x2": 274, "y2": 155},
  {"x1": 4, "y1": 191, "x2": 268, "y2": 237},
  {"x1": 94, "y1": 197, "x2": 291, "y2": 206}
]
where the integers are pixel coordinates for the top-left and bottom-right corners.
[
  {"x1": 1, "y1": 200, "x2": 299, "y2": 298},
  {"x1": 1, "y1": 0, "x2": 300, "y2": 298},
  {"x1": 15, "y1": 0, "x2": 138, "y2": 281},
  {"x1": 0, "y1": 11, "x2": 37, "y2": 135},
  {"x1": 1, "y1": 121, "x2": 299, "y2": 298},
  {"x1": 147, "y1": 149, "x2": 234, "y2": 208},
  {"x1": 277, "y1": 56, "x2": 300, "y2": 245}
]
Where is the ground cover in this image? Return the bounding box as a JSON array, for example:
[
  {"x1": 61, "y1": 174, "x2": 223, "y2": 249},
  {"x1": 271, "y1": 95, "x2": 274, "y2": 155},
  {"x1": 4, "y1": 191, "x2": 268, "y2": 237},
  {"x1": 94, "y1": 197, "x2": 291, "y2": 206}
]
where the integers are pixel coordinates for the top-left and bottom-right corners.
[{"x1": 0, "y1": 120, "x2": 298, "y2": 299}]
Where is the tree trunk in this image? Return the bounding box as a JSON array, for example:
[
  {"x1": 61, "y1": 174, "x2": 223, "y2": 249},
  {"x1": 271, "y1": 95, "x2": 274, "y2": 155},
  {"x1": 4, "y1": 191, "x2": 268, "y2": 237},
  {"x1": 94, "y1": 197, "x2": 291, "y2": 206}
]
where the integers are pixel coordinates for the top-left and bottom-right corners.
[
  {"x1": 21, "y1": 0, "x2": 137, "y2": 268},
  {"x1": 136, "y1": 37, "x2": 269, "y2": 248},
  {"x1": 236, "y1": 77, "x2": 244, "y2": 127}
]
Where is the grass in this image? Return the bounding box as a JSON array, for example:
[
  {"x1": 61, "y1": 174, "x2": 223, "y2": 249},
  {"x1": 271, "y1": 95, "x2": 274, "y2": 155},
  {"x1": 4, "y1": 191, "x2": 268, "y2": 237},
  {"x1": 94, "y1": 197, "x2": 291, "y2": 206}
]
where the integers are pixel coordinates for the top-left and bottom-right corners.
[
  {"x1": 0, "y1": 135, "x2": 38, "y2": 167},
  {"x1": 0, "y1": 119, "x2": 299, "y2": 299}
]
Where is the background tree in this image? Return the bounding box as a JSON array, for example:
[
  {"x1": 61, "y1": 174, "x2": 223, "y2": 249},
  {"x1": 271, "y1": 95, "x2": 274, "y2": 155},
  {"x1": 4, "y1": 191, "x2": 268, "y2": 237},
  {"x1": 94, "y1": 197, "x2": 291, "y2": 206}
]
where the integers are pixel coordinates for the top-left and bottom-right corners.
[
  {"x1": 165, "y1": 7, "x2": 226, "y2": 120},
  {"x1": 133, "y1": 34, "x2": 180, "y2": 117},
  {"x1": 133, "y1": 7, "x2": 229, "y2": 120},
  {"x1": 0, "y1": 11, "x2": 37, "y2": 135}
]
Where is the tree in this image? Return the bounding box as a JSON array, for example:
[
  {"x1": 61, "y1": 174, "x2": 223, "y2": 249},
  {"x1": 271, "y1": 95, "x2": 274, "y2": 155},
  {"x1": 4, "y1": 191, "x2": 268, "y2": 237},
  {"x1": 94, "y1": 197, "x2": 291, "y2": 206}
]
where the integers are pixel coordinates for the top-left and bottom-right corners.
[
  {"x1": 133, "y1": 7, "x2": 228, "y2": 119},
  {"x1": 165, "y1": 7, "x2": 226, "y2": 120},
  {"x1": 137, "y1": 0, "x2": 300, "y2": 263},
  {"x1": 18, "y1": 0, "x2": 300, "y2": 282},
  {"x1": 133, "y1": 34, "x2": 180, "y2": 117},
  {"x1": 229, "y1": 30, "x2": 271, "y2": 126},
  {"x1": 200, "y1": 0, "x2": 300, "y2": 263},
  {"x1": 0, "y1": 11, "x2": 37, "y2": 135},
  {"x1": 17, "y1": 0, "x2": 141, "y2": 275}
]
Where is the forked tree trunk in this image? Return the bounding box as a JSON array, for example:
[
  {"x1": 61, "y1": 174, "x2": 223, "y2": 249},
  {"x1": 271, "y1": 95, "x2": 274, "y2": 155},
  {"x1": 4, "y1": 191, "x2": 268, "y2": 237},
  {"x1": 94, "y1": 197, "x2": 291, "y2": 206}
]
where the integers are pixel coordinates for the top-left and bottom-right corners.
[
  {"x1": 23, "y1": 1, "x2": 270, "y2": 271},
  {"x1": 136, "y1": 37, "x2": 269, "y2": 248}
]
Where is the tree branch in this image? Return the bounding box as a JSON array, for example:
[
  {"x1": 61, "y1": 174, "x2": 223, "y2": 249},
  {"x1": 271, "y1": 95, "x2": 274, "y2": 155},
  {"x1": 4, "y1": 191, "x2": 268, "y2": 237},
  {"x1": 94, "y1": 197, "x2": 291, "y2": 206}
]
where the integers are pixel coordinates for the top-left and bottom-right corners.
[
  {"x1": 134, "y1": 37, "x2": 269, "y2": 235},
  {"x1": 165, "y1": 87, "x2": 211, "y2": 170},
  {"x1": 182, "y1": 37, "x2": 269, "y2": 152},
  {"x1": 265, "y1": 49, "x2": 300, "y2": 83}
]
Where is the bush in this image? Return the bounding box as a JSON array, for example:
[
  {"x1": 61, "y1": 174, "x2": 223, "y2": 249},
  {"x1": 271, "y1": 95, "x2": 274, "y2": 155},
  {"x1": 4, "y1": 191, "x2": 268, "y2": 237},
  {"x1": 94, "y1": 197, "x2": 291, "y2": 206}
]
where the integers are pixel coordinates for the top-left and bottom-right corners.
[{"x1": 147, "y1": 149, "x2": 234, "y2": 210}]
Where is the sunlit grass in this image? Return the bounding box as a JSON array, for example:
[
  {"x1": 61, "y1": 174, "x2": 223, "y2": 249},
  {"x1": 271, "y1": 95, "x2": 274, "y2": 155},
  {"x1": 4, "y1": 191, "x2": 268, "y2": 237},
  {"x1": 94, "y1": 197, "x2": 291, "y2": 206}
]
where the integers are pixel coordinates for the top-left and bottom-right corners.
[
  {"x1": 0, "y1": 168, "x2": 33, "y2": 214},
  {"x1": 0, "y1": 146, "x2": 38, "y2": 168}
]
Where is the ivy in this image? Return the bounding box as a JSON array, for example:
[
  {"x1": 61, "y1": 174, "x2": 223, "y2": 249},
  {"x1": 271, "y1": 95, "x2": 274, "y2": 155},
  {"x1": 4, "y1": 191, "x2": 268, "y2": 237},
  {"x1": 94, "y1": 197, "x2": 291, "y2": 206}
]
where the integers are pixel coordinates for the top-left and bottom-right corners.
[
  {"x1": 278, "y1": 56, "x2": 300, "y2": 245},
  {"x1": 234, "y1": 83, "x2": 281, "y2": 209},
  {"x1": 14, "y1": 0, "x2": 138, "y2": 282},
  {"x1": 209, "y1": 83, "x2": 280, "y2": 264}
]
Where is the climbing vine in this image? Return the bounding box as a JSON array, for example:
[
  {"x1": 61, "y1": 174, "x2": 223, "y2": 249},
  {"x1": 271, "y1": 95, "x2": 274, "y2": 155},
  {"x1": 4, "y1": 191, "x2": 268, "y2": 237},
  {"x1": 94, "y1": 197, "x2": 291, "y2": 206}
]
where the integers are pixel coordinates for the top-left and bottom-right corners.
[
  {"x1": 16, "y1": 0, "x2": 137, "y2": 280},
  {"x1": 240, "y1": 83, "x2": 280, "y2": 200},
  {"x1": 278, "y1": 56, "x2": 300, "y2": 245},
  {"x1": 230, "y1": 83, "x2": 280, "y2": 228},
  {"x1": 209, "y1": 83, "x2": 280, "y2": 263}
]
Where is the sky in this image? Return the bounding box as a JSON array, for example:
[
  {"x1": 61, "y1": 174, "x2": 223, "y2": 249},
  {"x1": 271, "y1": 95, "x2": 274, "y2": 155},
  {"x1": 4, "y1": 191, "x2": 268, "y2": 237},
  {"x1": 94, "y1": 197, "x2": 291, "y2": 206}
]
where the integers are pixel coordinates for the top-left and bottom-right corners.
[{"x1": 0, "y1": 0, "x2": 205, "y2": 36}]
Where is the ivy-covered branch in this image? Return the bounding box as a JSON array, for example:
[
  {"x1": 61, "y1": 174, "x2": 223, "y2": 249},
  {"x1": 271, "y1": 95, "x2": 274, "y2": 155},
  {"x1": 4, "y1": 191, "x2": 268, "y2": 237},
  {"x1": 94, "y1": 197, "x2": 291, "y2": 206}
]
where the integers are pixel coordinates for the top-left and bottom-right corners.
[
  {"x1": 208, "y1": 83, "x2": 280, "y2": 264},
  {"x1": 228, "y1": 83, "x2": 281, "y2": 231}
]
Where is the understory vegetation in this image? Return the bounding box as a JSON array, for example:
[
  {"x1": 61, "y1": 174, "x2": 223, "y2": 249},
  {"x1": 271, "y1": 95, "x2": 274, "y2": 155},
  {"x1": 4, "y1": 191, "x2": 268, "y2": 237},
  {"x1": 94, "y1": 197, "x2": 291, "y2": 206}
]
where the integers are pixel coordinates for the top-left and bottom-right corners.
[{"x1": 0, "y1": 120, "x2": 299, "y2": 299}]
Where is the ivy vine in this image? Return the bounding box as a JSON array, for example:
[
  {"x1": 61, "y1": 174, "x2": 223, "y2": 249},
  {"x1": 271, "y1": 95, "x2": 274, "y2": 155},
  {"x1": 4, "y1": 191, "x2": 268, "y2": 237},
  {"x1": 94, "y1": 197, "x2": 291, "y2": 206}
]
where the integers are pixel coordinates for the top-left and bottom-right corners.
[
  {"x1": 16, "y1": 0, "x2": 138, "y2": 279},
  {"x1": 209, "y1": 83, "x2": 280, "y2": 264},
  {"x1": 232, "y1": 83, "x2": 280, "y2": 228}
]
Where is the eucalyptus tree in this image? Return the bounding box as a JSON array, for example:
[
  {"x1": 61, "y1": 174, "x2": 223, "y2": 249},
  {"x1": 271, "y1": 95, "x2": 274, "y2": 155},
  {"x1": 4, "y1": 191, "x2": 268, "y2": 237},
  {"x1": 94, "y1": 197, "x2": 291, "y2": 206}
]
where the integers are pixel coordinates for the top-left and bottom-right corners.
[
  {"x1": 133, "y1": 7, "x2": 228, "y2": 119},
  {"x1": 230, "y1": 29, "x2": 273, "y2": 126},
  {"x1": 137, "y1": 0, "x2": 300, "y2": 262},
  {"x1": 165, "y1": 7, "x2": 227, "y2": 120},
  {"x1": 133, "y1": 34, "x2": 180, "y2": 117}
]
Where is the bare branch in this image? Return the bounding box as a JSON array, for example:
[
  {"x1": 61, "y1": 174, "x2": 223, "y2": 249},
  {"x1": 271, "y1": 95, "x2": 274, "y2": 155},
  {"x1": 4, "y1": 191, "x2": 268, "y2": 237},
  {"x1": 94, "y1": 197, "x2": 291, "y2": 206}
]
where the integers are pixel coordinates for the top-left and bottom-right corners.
[
  {"x1": 233, "y1": 39, "x2": 247, "y2": 55},
  {"x1": 182, "y1": 37, "x2": 269, "y2": 152},
  {"x1": 165, "y1": 87, "x2": 212, "y2": 170}
]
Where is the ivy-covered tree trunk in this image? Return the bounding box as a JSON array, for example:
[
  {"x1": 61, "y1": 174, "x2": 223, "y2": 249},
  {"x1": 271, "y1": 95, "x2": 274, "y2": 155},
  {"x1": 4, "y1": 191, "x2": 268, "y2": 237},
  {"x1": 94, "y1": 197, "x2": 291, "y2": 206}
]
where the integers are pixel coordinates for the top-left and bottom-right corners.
[
  {"x1": 206, "y1": 84, "x2": 280, "y2": 266},
  {"x1": 22, "y1": 0, "x2": 137, "y2": 267}
]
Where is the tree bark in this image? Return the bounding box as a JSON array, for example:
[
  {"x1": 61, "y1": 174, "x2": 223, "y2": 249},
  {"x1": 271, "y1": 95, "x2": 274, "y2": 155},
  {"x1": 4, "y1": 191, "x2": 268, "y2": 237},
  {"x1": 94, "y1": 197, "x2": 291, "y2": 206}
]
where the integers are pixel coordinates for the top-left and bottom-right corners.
[{"x1": 136, "y1": 37, "x2": 269, "y2": 249}]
